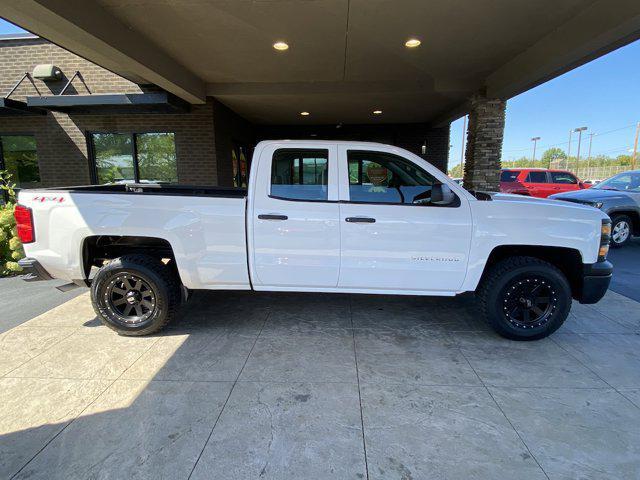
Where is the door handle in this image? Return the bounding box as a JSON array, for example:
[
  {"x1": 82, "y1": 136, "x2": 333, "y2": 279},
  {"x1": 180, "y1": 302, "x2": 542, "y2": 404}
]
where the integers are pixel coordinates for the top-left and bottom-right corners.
[
  {"x1": 345, "y1": 216, "x2": 376, "y2": 223},
  {"x1": 258, "y1": 214, "x2": 288, "y2": 221}
]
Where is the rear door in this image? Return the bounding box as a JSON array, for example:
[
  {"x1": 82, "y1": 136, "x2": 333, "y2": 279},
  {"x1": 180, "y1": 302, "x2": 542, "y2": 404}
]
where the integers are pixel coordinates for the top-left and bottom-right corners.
[
  {"x1": 337, "y1": 146, "x2": 472, "y2": 293},
  {"x1": 249, "y1": 142, "x2": 341, "y2": 288},
  {"x1": 524, "y1": 171, "x2": 553, "y2": 197}
]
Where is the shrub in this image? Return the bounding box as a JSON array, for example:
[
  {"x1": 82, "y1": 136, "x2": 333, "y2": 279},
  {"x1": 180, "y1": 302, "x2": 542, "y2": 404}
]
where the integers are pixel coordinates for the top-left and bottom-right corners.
[{"x1": 0, "y1": 171, "x2": 24, "y2": 276}]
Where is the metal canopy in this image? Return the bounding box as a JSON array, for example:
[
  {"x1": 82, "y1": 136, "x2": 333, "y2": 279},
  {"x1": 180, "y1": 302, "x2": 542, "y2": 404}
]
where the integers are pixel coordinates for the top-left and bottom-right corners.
[
  {"x1": 26, "y1": 92, "x2": 190, "y2": 115},
  {"x1": 0, "y1": 97, "x2": 46, "y2": 116}
]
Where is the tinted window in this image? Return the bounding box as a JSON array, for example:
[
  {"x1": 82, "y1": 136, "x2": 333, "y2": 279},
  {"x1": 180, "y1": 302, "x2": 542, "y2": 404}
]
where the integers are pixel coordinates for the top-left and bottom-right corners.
[
  {"x1": 550, "y1": 171, "x2": 578, "y2": 184},
  {"x1": 0, "y1": 135, "x2": 40, "y2": 189},
  {"x1": 526, "y1": 171, "x2": 548, "y2": 183},
  {"x1": 271, "y1": 149, "x2": 328, "y2": 201},
  {"x1": 348, "y1": 151, "x2": 441, "y2": 205},
  {"x1": 501, "y1": 170, "x2": 520, "y2": 182}
]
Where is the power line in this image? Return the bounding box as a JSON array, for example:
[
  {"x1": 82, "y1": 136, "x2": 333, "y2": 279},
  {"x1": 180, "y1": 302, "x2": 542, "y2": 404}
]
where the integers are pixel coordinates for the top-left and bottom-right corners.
[{"x1": 502, "y1": 122, "x2": 637, "y2": 154}]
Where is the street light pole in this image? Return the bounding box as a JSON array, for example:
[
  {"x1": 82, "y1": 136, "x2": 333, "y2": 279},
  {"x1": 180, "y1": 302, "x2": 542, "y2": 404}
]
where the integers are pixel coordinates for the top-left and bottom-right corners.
[
  {"x1": 567, "y1": 129, "x2": 573, "y2": 170},
  {"x1": 531, "y1": 137, "x2": 541, "y2": 165},
  {"x1": 573, "y1": 126, "x2": 587, "y2": 174},
  {"x1": 587, "y1": 133, "x2": 595, "y2": 177},
  {"x1": 632, "y1": 122, "x2": 640, "y2": 170}
]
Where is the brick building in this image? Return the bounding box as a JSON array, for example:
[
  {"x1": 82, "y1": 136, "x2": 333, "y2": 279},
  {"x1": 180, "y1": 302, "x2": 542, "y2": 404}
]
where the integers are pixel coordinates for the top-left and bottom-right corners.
[{"x1": 0, "y1": 33, "x2": 450, "y2": 190}]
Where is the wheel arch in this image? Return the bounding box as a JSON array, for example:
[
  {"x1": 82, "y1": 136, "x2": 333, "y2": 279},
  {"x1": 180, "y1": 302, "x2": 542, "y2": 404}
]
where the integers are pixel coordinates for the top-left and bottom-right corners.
[
  {"x1": 81, "y1": 235, "x2": 183, "y2": 286},
  {"x1": 478, "y1": 245, "x2": 583, "y2": 299}
]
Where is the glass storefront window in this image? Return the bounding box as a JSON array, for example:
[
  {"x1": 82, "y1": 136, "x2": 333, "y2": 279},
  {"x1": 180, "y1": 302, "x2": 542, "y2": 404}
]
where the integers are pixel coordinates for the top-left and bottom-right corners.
[
  {"x1": 0, "y1": 135, "x2": 41, "y2": 189},
  {"x1": 137, "y1": 133, "x2": 177, "y2": 183},
  {"x1": 91, "y1": 132, "x2": 177, "y2": 184},
  {"x1": 93, "y1": 133, "x2": 135, "y2": 184}
]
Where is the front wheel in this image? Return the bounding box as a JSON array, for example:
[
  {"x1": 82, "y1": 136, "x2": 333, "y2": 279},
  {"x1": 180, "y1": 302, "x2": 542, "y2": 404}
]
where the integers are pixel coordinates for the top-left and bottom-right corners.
[
  {"x1": 478, "y1": 256, "x2": 571, "y2": 340},
  {"x1": 91, "y1": 254, "x2": 179, "y2": 336},
  {"x1": 610, "y1": 214, "x2": 632, "y2": 248}
]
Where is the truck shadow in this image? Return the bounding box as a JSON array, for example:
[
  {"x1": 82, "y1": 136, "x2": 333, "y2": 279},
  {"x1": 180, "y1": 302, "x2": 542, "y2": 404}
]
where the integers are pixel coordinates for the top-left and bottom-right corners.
[{"x1": 1, "y1": 290, "x2": 489, "y2": 479}]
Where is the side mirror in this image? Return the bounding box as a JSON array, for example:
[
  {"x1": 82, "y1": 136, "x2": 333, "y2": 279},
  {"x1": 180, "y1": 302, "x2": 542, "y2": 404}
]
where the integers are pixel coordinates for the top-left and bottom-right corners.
[{"x1": 431, "y1": 183, "x2": 455, "y2": 205}]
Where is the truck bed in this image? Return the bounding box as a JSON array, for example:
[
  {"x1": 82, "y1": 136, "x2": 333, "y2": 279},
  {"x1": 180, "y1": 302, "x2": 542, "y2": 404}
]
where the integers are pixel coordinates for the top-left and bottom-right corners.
[
  {"x1": 18, "y1": 184, "x2": 250, "y2": 290},
  {"x1": 35, "y1": 183, "x2": 248, "y2": 198}
]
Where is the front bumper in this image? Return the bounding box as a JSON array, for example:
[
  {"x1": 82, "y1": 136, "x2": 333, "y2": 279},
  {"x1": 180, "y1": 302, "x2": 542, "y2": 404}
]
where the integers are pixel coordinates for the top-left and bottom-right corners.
[
  {"x1": 577, "y1": 260, "x2": 613, "y2": 304},
  {"x1": 17, "y1": 257, "x2": 54, "y2": 282}
]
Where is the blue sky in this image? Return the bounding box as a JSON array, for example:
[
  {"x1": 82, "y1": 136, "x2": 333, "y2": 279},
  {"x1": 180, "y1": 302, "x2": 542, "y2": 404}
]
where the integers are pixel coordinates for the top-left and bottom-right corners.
[
  {"x1": 1, "y1": 19, "x2": 638, "y2": 167},
  {"x1": 451, "y1": 39, "x2": 640, "y2": 167},
  {"x1": 0, "y1": 19, "x2": 28, "y2": 35}
]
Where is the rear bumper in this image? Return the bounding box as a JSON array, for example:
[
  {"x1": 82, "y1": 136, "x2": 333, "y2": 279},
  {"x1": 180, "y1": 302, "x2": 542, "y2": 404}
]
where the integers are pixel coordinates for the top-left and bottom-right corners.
[
  {"x1": 17, "y1": 257, "x2": 54, "y2": 282},
  {"x1": 577, "y1": 260, "x2": 613, "y2": 304}
]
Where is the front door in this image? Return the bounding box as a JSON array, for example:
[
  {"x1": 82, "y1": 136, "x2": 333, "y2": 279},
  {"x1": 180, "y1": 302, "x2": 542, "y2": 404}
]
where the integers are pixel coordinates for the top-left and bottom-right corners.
[
  {"x1": 337, "y1": 147, "x2": 472, "y2": 293},
  {"x1": 251, "y1": 143, "x2": 341, "y2": 288}
]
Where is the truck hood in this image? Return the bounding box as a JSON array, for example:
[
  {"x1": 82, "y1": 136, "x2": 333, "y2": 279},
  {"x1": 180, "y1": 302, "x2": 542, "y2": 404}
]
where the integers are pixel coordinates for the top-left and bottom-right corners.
[
  {"x1": 487, "y1": 192, "x2": 585, "y2": 208},
  {"x1": 549, "y1": 188, "x2": 628, "y2": 202}
]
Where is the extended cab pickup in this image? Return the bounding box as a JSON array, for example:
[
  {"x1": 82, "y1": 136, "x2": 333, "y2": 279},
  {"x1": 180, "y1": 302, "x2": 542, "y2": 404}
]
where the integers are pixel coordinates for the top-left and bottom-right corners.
[{"x1": 15, "y1": 140, "x2": 613, "y2": 340}]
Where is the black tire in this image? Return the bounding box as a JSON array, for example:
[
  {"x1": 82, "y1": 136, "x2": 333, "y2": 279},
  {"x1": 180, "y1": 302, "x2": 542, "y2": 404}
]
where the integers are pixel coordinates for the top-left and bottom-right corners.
[
  {"x1": 477, "y1": 256, "x2": 571, "y2": 340},
  {"x1": 609, "y1": 214, "x2": 632, "y2": 248},
  {"x1": 90, "y1": 254, "x2": 179, "y2": 336}
]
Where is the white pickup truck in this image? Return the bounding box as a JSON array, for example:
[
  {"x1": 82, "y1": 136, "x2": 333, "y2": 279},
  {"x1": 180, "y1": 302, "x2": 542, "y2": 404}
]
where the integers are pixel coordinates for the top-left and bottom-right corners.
[{"x1": 15, "y1": 140, "x2": 613, "y2": 340}]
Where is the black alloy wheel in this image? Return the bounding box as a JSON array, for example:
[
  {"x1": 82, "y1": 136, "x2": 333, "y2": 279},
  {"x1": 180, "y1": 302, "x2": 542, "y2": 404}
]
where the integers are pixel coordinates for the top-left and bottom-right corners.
[
  {"x1": 105, "y1": 273, "x2": 157, "y2": 324},
  {"x1": 502, "y1": 276, "x2": 557, "y2": 330}
]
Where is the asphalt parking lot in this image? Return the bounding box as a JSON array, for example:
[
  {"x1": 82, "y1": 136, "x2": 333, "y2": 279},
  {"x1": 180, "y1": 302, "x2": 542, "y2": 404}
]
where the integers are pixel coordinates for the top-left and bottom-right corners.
[
  {"x1": 1, "y1": 285, "x2": 639, "y2": 479},
  {"x1": 608, "y1": 238, "x2": 640, "y2": 302},
  {"x1": 0, "y1": 276, "x2": 84, "y2": 334}
]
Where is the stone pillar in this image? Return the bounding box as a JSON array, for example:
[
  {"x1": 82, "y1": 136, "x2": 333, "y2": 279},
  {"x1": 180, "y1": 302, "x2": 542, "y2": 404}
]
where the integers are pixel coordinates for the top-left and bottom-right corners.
[{"x1": 463, "y1": 95, "x2": 506, "y2": 191}]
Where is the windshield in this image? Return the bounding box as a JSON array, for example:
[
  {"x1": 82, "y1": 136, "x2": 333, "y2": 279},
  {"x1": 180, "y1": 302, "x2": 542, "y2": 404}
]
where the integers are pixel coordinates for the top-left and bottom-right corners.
[{"x1": 593, "y1": 171, "x2": 640, "y2": 192}]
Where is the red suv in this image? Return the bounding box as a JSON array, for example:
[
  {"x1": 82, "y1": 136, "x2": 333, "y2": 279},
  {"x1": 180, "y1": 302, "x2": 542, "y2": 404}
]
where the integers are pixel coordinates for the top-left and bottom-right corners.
[{"x1": 500, "y1": 168, "x2": 589, "y2": 198}]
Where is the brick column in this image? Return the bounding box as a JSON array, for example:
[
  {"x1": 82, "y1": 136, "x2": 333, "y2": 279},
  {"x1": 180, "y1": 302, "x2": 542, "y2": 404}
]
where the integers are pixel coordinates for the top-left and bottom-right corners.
[{"x1": 463, "y1": 95, "x2": 506, "y2": 191}]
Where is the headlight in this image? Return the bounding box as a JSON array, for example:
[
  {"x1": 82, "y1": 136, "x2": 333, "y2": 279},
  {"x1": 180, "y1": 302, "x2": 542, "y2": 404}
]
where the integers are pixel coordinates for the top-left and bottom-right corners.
[
  {"x1": 599, "y1": 219, "x2": 611, "y2": 261},
  {"x1": 593, "y1": 202, "x2": 603, "y2": 209}
]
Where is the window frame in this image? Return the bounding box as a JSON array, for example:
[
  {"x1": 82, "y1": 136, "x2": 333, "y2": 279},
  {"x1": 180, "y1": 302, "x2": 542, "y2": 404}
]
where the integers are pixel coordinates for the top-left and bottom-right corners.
[
  {"x1": 268, "y1": 148, "x2": 332, "y2": 203},
  {"x1": 87, "y1": 131, "x2": 178, "y2": 185},
  {"x1": 343, "y1": 149, "x2": 460, "y2": 208}
]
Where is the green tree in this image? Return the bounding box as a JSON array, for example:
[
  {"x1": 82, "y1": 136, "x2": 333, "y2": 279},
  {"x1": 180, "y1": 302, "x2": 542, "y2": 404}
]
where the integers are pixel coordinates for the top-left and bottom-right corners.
[
  {"x1": 448, "y1": 163, "x2": 463, "y2": 178},
  {"x1": 541, "y1": 148, "x2": 567, "y2": 167}
]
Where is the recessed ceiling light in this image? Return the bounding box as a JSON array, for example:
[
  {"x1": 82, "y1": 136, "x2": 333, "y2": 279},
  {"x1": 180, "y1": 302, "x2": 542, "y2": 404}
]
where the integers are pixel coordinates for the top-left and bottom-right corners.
[
  {"x1": 300, "y1": 111, "x2": 310, "y2": 116},
  {"x1": 273, "y1": 41, "x2": 289, "y2": 51},
  {"x1": 405, "y1": 38, "x2": 421, "y2": 48},
  {"x1": 373, "y1": 110, "x2": 383, "y2": 115}
]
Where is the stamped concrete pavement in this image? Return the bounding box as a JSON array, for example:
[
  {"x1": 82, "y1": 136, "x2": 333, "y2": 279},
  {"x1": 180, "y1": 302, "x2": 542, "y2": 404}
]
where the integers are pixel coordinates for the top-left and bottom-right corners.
[{"x1": 1, "y1": 289, "x2": 640, "y2": 479}]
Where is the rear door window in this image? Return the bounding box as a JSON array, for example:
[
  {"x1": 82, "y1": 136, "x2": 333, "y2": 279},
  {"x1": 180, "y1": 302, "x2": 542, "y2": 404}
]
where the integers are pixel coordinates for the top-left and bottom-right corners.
[
  {"x1": 550, "y1": 172, "x2": 578, "y2": 184},
  {"x1": 526, "y1": 171, "x2": 548, "y2": 183},
  {"x1": 501, "y1": 170, "x2": 520, "y2": 182},
  {"x1": 270, "y1": 149, "x2": 329, "y2": 201}
]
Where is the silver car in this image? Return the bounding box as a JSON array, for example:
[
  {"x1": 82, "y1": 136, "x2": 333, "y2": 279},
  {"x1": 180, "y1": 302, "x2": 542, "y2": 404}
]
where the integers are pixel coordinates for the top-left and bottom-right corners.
[{"x1": 550, "y1": 170, "x2": 640, "y2": 247}]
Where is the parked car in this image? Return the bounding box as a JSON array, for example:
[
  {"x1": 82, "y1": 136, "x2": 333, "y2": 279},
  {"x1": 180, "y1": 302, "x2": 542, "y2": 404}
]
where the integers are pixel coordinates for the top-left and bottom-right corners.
[
  {"x1": 500, "y1": 168, "x2": 589, "y2": 198},
  {"x1": 550, "y1": 170, "x2": 640, "y2": 247},
  {"x1": 15, "y1": 140, "x2": 612, "y2": 341}
]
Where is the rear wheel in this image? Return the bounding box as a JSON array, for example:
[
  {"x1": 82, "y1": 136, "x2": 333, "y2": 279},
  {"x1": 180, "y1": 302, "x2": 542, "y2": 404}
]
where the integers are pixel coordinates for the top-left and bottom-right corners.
[
  {"x1": 91, "y1": 254, "x2": 179, "y2": 336},
  {"x1": 610, "y1": 214, "x2": 632, "y2": 248},
  {"x1": 478, "y1": 256, "x2": 571, "y2": 340}
]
